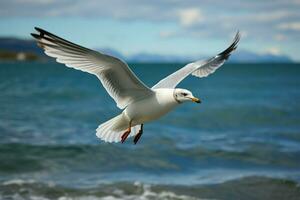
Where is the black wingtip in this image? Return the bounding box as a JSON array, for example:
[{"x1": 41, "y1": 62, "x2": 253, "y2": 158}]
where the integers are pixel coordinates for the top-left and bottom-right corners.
[
  {"x1": 234, "y1": 30, "x2": 241, "y2": 43},
  {"x1": 34, "y1": 27, "x2": 43, "y2": 33},
  {"x1": 30, "y1": 33, "x2": 40, "y2": 39},
  {"x1": 34, "y1": 27, "x2": 48, "y2": 38},
  {"x1": 218, "y1": 30, "x2": 241, "y2": 59}
]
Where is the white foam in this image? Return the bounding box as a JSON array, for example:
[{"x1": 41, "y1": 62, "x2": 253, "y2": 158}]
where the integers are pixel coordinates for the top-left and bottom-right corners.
[
  {"x1": 2, "y1": 179, "x2": 36, "y2": 186},
  {"x1": 1, "y1": 179, "x2": 214, "y2": 200},
  {"x1": 0, "y1": 182, "x2": 212, "y2": 200}
]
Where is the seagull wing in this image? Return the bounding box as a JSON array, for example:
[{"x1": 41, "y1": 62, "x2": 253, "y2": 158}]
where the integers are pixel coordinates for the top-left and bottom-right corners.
[
  {"x1": 152, "y1": 32, "x2": 240, "y2": 89},
  {"x1": 31, "y1": 27, "x2": 153, "y2": 109}
]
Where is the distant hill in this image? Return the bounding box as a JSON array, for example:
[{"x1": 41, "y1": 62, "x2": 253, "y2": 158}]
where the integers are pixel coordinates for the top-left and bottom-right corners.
[
  {"x1": 230, "y1": 50, "x2": 292, "y2": 63},
  {"x1": 0, "y1": 37, "x2": 43, "y2": 55},
  {"x1": 0, "y1": 37, "x2": 293, "y2": 63},
  {"x1": 127, "y1": 50, "x2": 293, "y2": 63}
]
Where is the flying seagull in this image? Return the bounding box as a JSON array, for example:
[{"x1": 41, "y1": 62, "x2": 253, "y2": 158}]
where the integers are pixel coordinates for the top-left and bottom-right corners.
[{"x1": 31, "y1": 27, "x2": 240, "y2": 144}]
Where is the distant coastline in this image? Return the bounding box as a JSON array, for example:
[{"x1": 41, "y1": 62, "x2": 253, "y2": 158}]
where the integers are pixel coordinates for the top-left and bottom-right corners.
[
  {"x1": 0, "y1": 50, "x2": 39, "y2": 61},
  {"x1": 0, "y1": 37, "x2": 294, "y2": 63}
]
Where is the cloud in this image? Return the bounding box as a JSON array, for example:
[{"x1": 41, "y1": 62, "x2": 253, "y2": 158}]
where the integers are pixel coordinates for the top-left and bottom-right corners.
[
  {"x1": 248, "y1": 11, "x2": 292, "y2": 22},
  {"x1": 277, "y1": 22, "x2": 300, "y2": 31},
  {"x1": 266, "y1": 47, "x2": 281, "y2": 55},
  {"x1": 177, "y1": 8, "x2": 204, "y2": 27},
  {"x1": 1, "y1": 0, "x2": 300, "y2": 60}
]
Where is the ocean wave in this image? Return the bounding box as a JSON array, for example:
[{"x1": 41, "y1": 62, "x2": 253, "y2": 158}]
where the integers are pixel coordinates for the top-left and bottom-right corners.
[
  {"x1": 2, "y1": 178, "x2": 36, "y2": 186},
  {"x1": 1, "y1": 176, "x2": 299, "y2": 200},
  {"x1": 0, "y1": 180, "x2": 204, "y2": 200},
  {"x1": 1, "y1": 141, "x2": 300, "y2": 175}
]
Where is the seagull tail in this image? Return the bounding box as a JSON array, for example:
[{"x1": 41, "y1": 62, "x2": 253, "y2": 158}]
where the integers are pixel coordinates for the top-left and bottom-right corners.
[{"x1": 96, "y1": 114, "x2": 141, "y2": 143}]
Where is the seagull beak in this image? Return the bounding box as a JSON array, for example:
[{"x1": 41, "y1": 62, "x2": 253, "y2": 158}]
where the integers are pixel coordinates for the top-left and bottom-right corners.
[{"x1": 191, "y1": 97, "x2": 201, "y2": 103}]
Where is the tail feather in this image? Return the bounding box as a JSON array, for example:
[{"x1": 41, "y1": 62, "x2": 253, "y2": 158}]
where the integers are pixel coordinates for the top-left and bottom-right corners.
[{"x1": 96, "y1": 114, "x2": 141, "y2": 143}]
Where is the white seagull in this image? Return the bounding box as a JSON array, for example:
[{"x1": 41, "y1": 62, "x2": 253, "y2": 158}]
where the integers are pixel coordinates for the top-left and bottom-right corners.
[{"x1": 31, "y1": 27, "x2": 240, "y2": 144}]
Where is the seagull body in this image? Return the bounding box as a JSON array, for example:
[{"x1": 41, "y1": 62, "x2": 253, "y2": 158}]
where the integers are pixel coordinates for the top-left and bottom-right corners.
[
  {"x1": 31, "y1": 27, "x2": 240, "y2": 144},
  {"x1": 125, "y1": 89, "x2": 178, "y2": 125}
]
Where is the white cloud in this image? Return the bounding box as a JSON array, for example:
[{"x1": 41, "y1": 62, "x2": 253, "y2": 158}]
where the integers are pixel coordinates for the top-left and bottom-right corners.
[
  {"x1": 277, "y1": 22, "x2": 300, "y2": 31},
  {"x1": 251, "y1": 11, "x2": 292, "y2": 22},
  {"x1": 239, "y1": 30, "x2": 248, "y2": 38},
  {"x1": 266, "y1": 47, "x2": 281, "y2": 55},
  {"x1": 177, "y1": 8, "x2": 204, "y2": 27},
  {"x1": 1, "y1": 0, "x2": 300, "y2": 54}
]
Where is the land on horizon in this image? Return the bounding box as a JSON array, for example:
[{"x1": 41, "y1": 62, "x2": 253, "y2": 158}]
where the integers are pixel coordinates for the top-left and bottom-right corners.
[{"x1": 0, "y1": 37, "x2": 293, "y2": 63}]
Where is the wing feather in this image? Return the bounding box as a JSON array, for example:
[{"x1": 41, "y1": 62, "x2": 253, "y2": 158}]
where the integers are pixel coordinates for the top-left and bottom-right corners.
[
  {"x1": 31, "y1": 27, "x2": 153, "y2": 109},
  {"x1": 152, "y1": 32, "x2": 240, "y2": 89}
]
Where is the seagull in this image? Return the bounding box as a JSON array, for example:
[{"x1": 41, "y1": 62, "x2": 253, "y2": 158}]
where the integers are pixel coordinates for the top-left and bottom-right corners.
[{"x1": 31, "y1": 27, "x2": 240, "y2": 144}]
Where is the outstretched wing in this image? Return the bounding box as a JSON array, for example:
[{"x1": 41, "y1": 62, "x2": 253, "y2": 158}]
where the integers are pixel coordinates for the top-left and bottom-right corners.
[
  {"x1": 31, "y1": 27, "x2": 153, "y2": 109},
  {"x1": 152, "y1": 32, "x2": 240, "y2": 89}
]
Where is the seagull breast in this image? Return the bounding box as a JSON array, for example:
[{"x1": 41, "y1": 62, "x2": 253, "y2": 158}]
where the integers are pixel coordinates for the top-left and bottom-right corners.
[{"x1": 123, "y1": 89, "x2": 179, "y2": 125}]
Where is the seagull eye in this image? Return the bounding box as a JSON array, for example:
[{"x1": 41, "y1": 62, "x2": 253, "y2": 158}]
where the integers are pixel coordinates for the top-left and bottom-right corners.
[{"x1": 182, "y1": 93, "x2": 187, "y2": 96}]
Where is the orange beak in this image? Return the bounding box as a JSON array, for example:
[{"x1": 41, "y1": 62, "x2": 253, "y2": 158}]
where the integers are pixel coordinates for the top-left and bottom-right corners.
[{"x1": 191, "y1": 97, "x2": 201, "y2": 103}]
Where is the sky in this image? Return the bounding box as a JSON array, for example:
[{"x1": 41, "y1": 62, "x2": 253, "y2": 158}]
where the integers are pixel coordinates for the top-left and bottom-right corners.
[{"x1": 0, "y1": 0, "x2": 300, "y2": 61}]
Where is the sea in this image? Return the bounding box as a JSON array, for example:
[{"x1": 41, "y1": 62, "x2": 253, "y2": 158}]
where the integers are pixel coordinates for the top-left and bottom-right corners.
[{"x1": 0, "y1": 61, "x2": 300, "y2": 200}]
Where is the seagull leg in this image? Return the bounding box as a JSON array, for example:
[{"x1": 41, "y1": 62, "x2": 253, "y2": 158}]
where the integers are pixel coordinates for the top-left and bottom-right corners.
[
  {"x1": 121, "y1": 121, "x2": 132, "y2": 143},
  {"x1": 134, "y1": 124, "x2": 144, "y2": 145}
]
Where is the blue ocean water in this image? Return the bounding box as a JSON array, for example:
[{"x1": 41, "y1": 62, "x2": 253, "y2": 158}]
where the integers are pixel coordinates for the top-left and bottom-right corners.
[{"x1": 0, "y1": 61, "x2": 300, "y2": 200}]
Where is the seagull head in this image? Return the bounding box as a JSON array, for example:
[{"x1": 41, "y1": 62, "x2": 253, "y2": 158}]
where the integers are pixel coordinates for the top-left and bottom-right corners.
[{"x1": 174, "y1": 89, "x2": 201, "y2": 104}]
